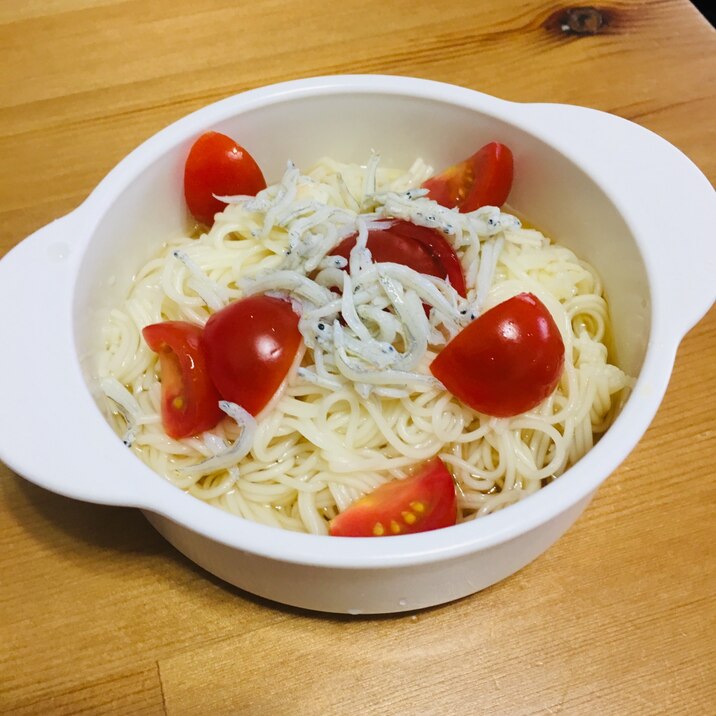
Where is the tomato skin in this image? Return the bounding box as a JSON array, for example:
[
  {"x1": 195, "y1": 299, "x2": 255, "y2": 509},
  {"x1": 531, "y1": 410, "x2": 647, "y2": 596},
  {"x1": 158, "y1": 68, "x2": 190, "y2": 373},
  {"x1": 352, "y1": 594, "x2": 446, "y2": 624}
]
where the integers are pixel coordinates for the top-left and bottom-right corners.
[
  {"x1": 430, "y1": 293, "x2": 565, "y2": 417},
  {"x1": 422, "y1": 142, "x2": 513, "y2": 212},
  {"x1": 330, "y1": 220, "x2": 467, "y2": 297},
  {"x1": 142, "y1": 321, "x2": 224, "y2": 439},
  {"x1": 329, "y1": 457, "x2": 458, "y2": 537},
  {"x1": 384, "y1": 220, "x2": 467, "y2": 297},
  {"x1": 184, "y1": 131, "x2": 267, "y2": 226},
  {"x1": 201, "y1": 295, "x2": 302, "y2": 417}
]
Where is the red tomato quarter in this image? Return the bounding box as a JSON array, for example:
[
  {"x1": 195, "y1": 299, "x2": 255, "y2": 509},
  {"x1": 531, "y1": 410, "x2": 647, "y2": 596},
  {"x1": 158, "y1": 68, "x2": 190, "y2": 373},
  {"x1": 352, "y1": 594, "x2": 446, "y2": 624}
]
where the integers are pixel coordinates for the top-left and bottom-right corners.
[
  {"x1": 142, "y1": 321, "x2": 224, "y2": 439},
  {"x1": 330, "y1": 220, "x2": 467, "y2": 297},
  {"x1": 422, "y1": 142, "x2": 513, "y2": 212},
  {"x1": 329, "y1": 457, "x2": 458, "y2": 537},
  {"x1": 184, "y1": 131, "x2": 267, "y2": 226},
  {"x1": 430, "y1": 293, "x2": 565, "y2": 417},
  {"x1": 201, "y1": 295, "x2": 302, "y2": 416}
]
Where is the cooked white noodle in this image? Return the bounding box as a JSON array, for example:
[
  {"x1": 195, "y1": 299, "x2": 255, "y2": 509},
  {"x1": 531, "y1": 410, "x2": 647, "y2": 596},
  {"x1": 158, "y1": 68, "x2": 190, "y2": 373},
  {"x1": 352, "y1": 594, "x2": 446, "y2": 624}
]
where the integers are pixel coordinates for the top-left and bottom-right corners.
[{"x1": 98, "y1": 156, "x2": 631, "y2": 535}]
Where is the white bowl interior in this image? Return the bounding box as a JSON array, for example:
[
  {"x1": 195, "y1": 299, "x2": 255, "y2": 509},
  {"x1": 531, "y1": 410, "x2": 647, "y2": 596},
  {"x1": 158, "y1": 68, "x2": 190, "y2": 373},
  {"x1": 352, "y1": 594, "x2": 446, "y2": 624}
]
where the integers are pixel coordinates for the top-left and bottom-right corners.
[{"x1": 72, "y1": 88, "x2": 651, "y2": 488}]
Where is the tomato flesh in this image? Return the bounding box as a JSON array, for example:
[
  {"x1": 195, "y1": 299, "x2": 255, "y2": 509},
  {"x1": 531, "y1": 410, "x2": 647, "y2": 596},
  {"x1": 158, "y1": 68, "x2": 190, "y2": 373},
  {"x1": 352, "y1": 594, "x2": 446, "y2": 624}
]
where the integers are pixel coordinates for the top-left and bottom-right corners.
[
  {"x1": 329, "y1": 457, "x2": 458, "y2": 537},
  {"x1": 431, "y1": 293, "x2": 565, "y2": 417},
  {"x1": 184, "y1": 131, "x2": 267, "y2": 226},
  {"x1": 142, "y1": 321, "x2": 224, "y2": 439},
  {"x1": 422, "y1": 142, "x2": 513, "y2": 212},
  {"x1": 201, "y1": 295, "x2": 302, "y2": 416},
  {"x1": 330, "y1": 220, "x2": 466, "y2": 297}
]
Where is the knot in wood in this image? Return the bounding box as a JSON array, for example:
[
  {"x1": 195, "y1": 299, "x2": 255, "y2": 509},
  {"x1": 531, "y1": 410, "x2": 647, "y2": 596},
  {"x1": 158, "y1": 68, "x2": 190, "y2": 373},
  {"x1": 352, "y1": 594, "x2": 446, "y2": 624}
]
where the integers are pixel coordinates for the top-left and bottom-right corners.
[{"x1": 561, "y1": 7, "x2": 605, "y2": 35}]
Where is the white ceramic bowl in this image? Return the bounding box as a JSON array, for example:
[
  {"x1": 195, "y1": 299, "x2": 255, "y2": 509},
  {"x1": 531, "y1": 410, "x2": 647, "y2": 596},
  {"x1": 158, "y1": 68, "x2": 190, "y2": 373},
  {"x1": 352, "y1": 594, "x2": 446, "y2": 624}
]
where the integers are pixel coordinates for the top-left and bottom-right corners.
[{"x1": 1, "y1": 75, "x2": 714, "y2": 614}]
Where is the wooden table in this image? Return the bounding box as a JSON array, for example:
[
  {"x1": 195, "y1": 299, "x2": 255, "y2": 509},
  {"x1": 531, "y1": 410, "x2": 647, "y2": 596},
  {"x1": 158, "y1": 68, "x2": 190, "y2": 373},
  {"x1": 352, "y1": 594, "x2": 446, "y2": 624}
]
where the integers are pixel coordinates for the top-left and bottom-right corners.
[{"x1": 1, "y1": 1, "x2": 714, "y2": 713}]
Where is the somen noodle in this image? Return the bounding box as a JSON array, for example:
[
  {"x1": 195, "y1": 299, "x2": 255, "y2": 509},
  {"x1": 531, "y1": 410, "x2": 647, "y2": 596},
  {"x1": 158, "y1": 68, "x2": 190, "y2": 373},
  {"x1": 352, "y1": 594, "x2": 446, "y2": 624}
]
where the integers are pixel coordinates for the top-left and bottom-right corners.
[{"x1": 98, "y1": 155, "x2": 630, "y2": 534}]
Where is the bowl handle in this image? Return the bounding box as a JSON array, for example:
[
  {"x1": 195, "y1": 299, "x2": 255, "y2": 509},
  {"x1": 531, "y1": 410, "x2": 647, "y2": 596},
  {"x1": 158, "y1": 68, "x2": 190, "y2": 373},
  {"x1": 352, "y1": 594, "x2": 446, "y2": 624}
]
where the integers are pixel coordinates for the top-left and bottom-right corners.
[
  {"x1": 520, "y1": 102, "x2": 716, "y2": 337},
  {"x1": 0, "y1": 211, "x2": 160, "y2": 507}
]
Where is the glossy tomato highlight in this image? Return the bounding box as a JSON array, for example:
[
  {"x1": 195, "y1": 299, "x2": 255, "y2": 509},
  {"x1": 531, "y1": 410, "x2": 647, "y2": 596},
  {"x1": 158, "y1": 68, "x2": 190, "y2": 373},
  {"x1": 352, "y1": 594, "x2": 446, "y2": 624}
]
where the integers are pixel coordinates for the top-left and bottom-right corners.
[
  {"x1": 184, "y1": 131, "x2": 266, "y2": 226},
  {"x1": 431, "y1": 293, "x2": 565, "y2": 417},
  {"x1": 201, "y1": 295, "x2": 302, "y2": 416}
]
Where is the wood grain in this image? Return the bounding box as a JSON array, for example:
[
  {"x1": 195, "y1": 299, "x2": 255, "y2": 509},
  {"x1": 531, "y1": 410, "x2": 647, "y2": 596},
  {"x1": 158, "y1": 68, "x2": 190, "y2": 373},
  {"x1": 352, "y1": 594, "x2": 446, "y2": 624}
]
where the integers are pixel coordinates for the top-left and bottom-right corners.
[{"x1": 1, "y1": 1, "x2": 714, "y2": 713}]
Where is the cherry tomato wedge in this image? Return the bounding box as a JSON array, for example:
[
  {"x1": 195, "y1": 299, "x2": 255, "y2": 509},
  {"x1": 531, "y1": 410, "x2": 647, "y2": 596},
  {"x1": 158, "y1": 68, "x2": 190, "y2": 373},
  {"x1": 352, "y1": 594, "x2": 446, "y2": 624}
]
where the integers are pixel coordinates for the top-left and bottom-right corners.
[
  {"x1": 422, "y1": 142, "x2": 513, "y2": 212},
  {"x1": 142, "y1": 321, "x2": 224, "y2": 439},
  {"x1": 201, "y1": 295, "x2": 302, "y2": 416},
  {"x1": 330, "y1": 220, "x2": 466, "y2": 297},
  {"x1": 184, "y1": 131, "x2": 267, "y2": 226},
  {"x1": 430, "y1": 293, "x2": 564, "y2": 417},
  {"x1": 329, "y1": 457, "x2": 458, "y2": 537}
]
